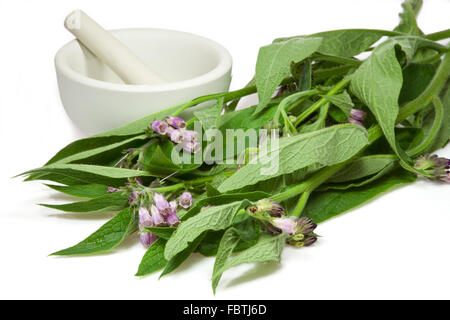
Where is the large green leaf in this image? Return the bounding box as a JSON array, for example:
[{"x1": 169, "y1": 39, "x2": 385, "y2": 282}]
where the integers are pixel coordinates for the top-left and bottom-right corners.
[
  {"x1": 304, "y1": 168, "x2": 416, "y2": 223},
  {"x1": 350, "y1": 41, "x2": 402, "y2": 151},
  {"x1": 218, "y1": 124, "x2": 368, "y2": 193},
  {"x1": 328, "y1": 154, "x2": 398, "y2": 183},
  {"x1": 212, "y1": 234, "x2": 286, "y2": 293},
  {"x1": 22, "y1": 164, "x2": 153, "y2": 187},
  {"x1": 255, "y1": 37, "x2": 322, "y2": 113},
  {"x1": 164, "y1": 201, "x2": 250, "y2": 260},
  {"x1": 51, "y1": 208, "x2": 137, "y2": 255},
  {"x1": 40, "y1": 192, "x2": 128, "y2": 213},
  {"x1": 45, "y1": 184, "x2": 109, "y2": 199}
]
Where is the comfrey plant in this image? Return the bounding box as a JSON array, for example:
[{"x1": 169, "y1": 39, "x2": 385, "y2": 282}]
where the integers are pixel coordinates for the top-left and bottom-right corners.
[{"x1": 20, "y1": 0, "x2": 450, "y2": 292}]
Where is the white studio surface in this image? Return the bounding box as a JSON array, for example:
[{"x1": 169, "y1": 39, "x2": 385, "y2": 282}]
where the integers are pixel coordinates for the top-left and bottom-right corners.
[{"x1": 1, "y1": 0, "x2": 450, "y2": 300}]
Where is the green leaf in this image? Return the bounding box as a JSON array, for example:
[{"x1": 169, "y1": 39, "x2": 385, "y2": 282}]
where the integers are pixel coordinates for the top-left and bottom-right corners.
[
  {"x1": 212, "y1": 228, "x2": 241, "y2": 293},
  {"x1": 218, "y1": 124, "x2": 368, "y2": 193},
  {"x1": 160, "y1": 233, "x2": 206, "y2": 278},
  {"x1": 255, "y1": 37, "x2": 322, "y2": 113},
  {"x1": 328, "y1": 154, "x2": 398, "y2": 183},
  {"x1": 179, "y1": 191, "x2": 270, "y2": 221},
  {"x1": 164, "y1": 201, "x2": 250, "y2": 260},
  {"x1": 194, "y1": 97, "x2": 224, "y2": 130},
  {"x1": 22, "y1": 164, "x2": 153, "y2": 187},
  {"x1": 52, "y1": 134, "x2": 148, "y2": 165},
  {"x1": 312, "y1": 29, "x2": 385, "y2": 57},
  {"x1": 135, "y1": 238, "x2": 168, "y2": 276},
  {"x1": 323, "y1": 91, "x2": 354, "y2": 117},
  {"x1": 51, "y1": 207, "x2": 137, "y2": 255},
  {"x1": 350, "y1": 41, "x2": 402, "y2": 152},
  {"x1": 394, "y1": 0, "x2": 424, "y2": 36},
  {"x1": 399, "y1": 63, "x2": 436, "y2": 104},
  {"x1": 45, "y1": 184, "x2": 109, "y2": 199},
  {"x1": 304, "y1": 168, "x2": 416, "y2": 223},
  {"x1": 321, "y1": 162, "x2": 396, "y2": 191},
  {"x1": 141, "y1": 226, "x2": 176, "y2": 240},
  {"x1": 212, "y1": 234, "x2": 286, "y2": 292},
  {"x1": 40, "y1": 191, "x2": 128, "y2": 213},
  {"x1": 277, "y1": 29, "x2": 386, "y2": 57}
]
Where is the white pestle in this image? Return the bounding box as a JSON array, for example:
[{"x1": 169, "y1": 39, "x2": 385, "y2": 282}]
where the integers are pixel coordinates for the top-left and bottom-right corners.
[{"x1": 64, "y1": 10, "x2": 167, "y2": 85}]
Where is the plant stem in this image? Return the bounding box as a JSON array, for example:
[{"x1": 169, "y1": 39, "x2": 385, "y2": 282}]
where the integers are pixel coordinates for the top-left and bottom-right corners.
[
  {"x1": 292, "y1": 191, "x2": 311, "y2": 217},
  {"x1": 426, "y1": 29, "x2": 450, "y2": 41},
  {"x1": 294, "y1": 78, "x2": 351, "y2": 126}
]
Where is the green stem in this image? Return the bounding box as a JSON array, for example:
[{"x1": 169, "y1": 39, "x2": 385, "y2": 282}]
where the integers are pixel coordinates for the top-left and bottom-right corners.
[
  {"x1": 294, "y1": 78, "x2": 351, "y2": 126},
  {"x1": 426, "y1": 29, "x2": 450, "y2": 41},
  {"x1": 173, "y1": 85, "x2": 257, "y2": 116},
  {"x1": 292, "y1": 191, "x2": 311, "y2": 217}
]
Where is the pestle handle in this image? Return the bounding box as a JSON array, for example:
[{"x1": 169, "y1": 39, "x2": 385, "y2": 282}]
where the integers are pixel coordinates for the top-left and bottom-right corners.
[{"x1": 64, "y1": 10, "x2": 167, "y2": 85}]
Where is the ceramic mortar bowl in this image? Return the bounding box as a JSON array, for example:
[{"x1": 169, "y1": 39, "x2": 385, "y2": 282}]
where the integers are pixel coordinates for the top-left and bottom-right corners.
[{"x1": 55, "y1": 28, "x2": 232, "y2": 135}]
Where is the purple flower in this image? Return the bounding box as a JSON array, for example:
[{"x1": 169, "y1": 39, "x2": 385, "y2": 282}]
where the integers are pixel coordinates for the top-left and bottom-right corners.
[
  {"x1": 166, "y1": 212, "x2": 180, "y2": 226},
  {"x1": 170, "y1": 129, "x2": 184, "y2": 143},
  {"x1": 179, "y1": 192, "x2": 193, "y2": 209},
  {"x1": 182, "y1": 141, "x2": 201, "y2": 154},
  {"x1": 153, "y1": 192, "x2": 170, "y2": 215},
  {"x1": 272, "y1": 218, "x2": 298, "y2": 235},
  {"x1": 165, "y1": 126, "x2": 174, "y2": 137},
  {"x1": 107, "y1": 186, "x2": 120, "y2": 193},
  {"x1": 138, "y1": 207, "x2": 153, "y2": 228},
  {"x1": 348, "y1": 118, "x2": 364, "y2": 127},
  {"x1": 182, "y1": 130, "x2": 198, "y2": 142},
  {"x1": 151, "y1": 120, "x2": 169, "y2": 134},
  {"x1": 139, "y1": 232, "x2": 158, "y2": 248},
  {"x1": 350, "y1": 109, "x2": 367, "y2": 121},
  {"x1": 166, "y1": 116, "x2": 186, "y2": 129},
  {"x1": 150, "y1": 205, "x2": 165, "y2": 226}
]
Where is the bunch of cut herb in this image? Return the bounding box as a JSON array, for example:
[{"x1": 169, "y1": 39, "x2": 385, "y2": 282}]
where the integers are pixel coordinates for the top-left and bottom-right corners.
[{"x1": 20, "y1": 0, "x2": 449, "y2": 292}]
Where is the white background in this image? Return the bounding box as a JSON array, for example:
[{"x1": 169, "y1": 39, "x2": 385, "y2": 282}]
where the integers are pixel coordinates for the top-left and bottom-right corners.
[{"x1": 1, "y1": 0, "x2": 449, "y2": 299}]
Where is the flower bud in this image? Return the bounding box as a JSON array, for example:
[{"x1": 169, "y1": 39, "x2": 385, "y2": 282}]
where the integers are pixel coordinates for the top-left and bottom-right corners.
[
  {"x1": 303, "y1": 236, "x2": 318, "y2": 247},
  {"x1": 166, "y1": 116, "x2": 186, "y2": 129},
  {"x1": 296, "y1": 217, "x2": 317, "y2": 234},
  {"x1": 151, "y1": 121, "x2": 168, "y2": 135},
  {"x1": 179, "y1": 192, "x2": 193, "y2": 209},
  {"x1": 272, "y1": 217, "x2": 298, "y2": 235},
  {"x1": 350, "y1": 109, "x2": 367, "y2": 121},
  {"x1": 256, "y1": 199, "x2": 284, "y2": 217},
  {"x1": 107, "y1": 187, "x2": 120, "y2": 193},
  {"x1": 348, "y1": 118, "x2": 364, "y2": 127},
  {"x1": 170, "y1": 129, "x2": 184, "y2": 143},
  {"x1": 153, "y1": 192, "x2": 170, "y2": 215},
  {"x1": 166, "y1": 212, "x2": 180, "y2": 226},
  {"x1": 182, "y1": 130, "x2": 198, "y2": 142},
  {"x1": 138, "y1": 207, "x2": 153, "y2": 228},
  {"x1": 182, "y1": 141, "x2": 201, "y2": 154},
  {"x1": 140, "y1": 232, "x2": 158, "y2": 248},
  {"x1": 414, "y1": 154, "x2": 450, "y2": 181},
  {"x1": 150, "y1": 205, "x2": 166, "y2": 226}
]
